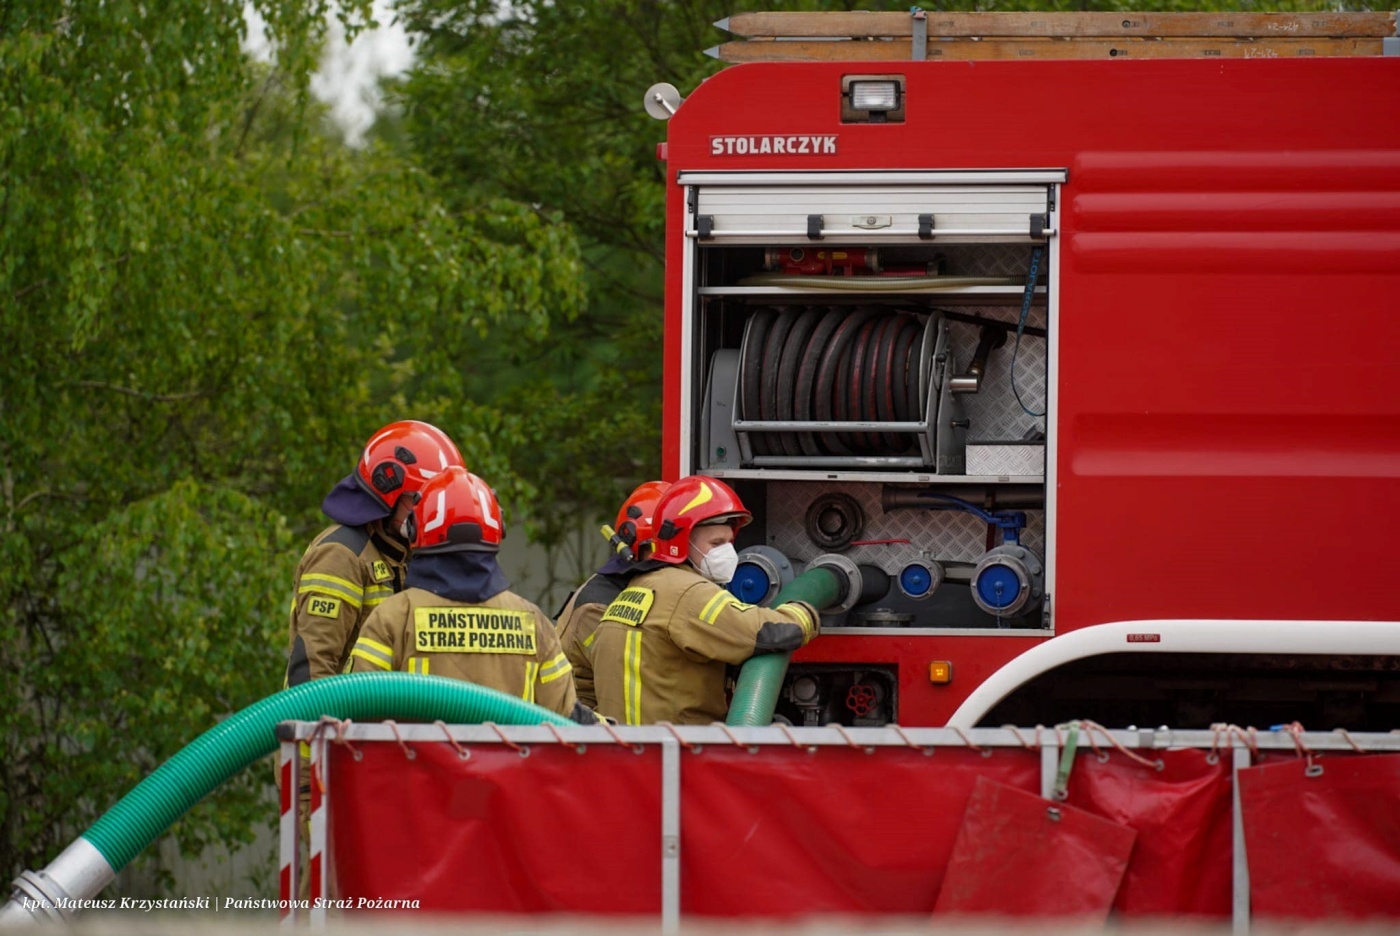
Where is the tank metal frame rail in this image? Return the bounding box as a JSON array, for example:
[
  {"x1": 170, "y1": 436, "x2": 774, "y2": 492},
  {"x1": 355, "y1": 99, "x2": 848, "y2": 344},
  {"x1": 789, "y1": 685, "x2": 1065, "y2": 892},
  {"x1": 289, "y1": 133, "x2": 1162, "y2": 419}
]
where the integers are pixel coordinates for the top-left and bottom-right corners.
[{"x1": 281, "y1": 721, "x2": 1400, "y2": 932}]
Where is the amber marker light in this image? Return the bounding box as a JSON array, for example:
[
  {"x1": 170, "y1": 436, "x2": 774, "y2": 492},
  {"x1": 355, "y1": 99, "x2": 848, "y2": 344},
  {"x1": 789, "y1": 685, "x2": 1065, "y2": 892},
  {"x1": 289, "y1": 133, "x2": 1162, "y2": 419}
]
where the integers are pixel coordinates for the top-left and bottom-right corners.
[{"x1": 928, "y1": 661, "x2": 953, "y2": 685}]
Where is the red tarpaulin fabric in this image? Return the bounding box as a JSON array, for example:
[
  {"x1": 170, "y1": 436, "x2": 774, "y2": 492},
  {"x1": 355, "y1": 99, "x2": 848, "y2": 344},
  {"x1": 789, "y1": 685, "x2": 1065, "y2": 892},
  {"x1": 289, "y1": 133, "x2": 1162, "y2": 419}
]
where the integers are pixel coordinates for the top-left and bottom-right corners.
[
  {"x1": 934, "y1": 776, "x2": 1136, "y2": 919},
  {"x1": 323, "y1": 736, "x2": 1390, "y2": 919},
  {"x1": 330, "y1": 740, "x2": 663, "y2": 913},
  {"x1": 1063, "y1": 747, "x2": 1234, "y2": 918},
  {"x1": 679, "y1": 746, "x2": 1040, "y2": 916},
  {"x1": 1240, "y1": 753, "x2": 1400, "y2": 921}
]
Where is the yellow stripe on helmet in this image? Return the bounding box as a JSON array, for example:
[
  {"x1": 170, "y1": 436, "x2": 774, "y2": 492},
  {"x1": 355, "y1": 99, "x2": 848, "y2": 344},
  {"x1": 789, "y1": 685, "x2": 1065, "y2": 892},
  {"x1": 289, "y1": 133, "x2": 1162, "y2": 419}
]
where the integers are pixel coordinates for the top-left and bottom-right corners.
[{"x1": 677, "y1": 481, "x2": 714, "y2": 516}]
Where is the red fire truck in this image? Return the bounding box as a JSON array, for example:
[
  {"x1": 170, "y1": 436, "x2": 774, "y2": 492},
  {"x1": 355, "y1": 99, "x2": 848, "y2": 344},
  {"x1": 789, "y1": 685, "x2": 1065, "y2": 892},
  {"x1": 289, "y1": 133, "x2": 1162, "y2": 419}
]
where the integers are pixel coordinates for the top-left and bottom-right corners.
[{"x1": 654, "y1": 10, "x2": 1400, "y2": 732}]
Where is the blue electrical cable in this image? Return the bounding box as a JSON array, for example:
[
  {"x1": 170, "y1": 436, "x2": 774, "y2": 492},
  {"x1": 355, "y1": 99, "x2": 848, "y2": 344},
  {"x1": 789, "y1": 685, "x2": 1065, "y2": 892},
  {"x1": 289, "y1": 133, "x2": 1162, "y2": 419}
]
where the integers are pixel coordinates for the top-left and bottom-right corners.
[
  {"x1": 907, "y1": 491, "x2": 1025, "y2": 544},
  {"x1": 1010, "y1": 245, "x2": 1046, "y2": 418}
]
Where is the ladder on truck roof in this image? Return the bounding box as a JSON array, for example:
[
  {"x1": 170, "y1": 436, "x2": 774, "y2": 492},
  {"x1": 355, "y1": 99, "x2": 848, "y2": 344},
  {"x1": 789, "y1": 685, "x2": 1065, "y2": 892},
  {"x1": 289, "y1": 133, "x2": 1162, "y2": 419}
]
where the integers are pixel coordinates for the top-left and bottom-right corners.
[{"x1": 709, "y1": 10, "x2": 1400, "y2": 62}]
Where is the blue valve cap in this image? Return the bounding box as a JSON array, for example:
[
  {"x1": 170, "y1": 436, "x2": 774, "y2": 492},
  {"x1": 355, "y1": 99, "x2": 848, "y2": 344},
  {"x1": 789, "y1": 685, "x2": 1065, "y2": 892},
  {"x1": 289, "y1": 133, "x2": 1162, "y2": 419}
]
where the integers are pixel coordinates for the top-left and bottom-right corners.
[
  {"x1": 899, "y1": 562, "x2": 934, "y2": 598},
  {"x1": 729, "y1": 562, "x2": 774, "y2": 605}
]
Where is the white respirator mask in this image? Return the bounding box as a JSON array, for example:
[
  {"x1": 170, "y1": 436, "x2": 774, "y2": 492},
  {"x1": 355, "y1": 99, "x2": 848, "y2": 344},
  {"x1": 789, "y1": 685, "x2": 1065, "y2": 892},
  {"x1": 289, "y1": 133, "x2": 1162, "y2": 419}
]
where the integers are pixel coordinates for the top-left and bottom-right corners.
[{"x1": 695, "y1": 543, "x2": 739, "y2": 585}]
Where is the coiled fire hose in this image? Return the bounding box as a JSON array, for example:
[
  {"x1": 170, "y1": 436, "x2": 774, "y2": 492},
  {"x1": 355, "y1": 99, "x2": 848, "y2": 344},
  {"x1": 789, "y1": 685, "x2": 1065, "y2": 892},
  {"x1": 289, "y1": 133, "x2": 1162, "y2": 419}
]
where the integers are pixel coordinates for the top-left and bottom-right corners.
[
  {"x1": 742, "y1": 305, "x2": 927, "y2": 459},
  {"x1": 0, "y1": 673, "x2": 570, "y2": 924}
]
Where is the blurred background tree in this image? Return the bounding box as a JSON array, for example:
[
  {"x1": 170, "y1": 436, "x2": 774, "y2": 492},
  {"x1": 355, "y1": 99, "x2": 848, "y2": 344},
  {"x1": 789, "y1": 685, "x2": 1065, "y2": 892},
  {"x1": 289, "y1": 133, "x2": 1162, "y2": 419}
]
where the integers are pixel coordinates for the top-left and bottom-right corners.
[{"x1": 0, "y1": 0, "x2": 583, "y2": 883}]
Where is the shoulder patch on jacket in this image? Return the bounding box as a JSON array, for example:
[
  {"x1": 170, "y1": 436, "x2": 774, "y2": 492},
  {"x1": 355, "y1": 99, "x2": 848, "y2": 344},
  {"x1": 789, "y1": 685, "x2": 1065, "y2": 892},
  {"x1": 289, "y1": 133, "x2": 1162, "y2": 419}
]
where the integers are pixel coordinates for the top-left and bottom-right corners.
[
  {"x1": 324, "y1": 524, "x2": 371, "y2": 553},
  {"x1": 600, "y1": 587, "x2": 655, "y2": 627},
  {"x1": 306, "y1": 596, "x2": 341, "y2": 618},
  {"x1": 576, "y1": 575, "x2": 625, "y2": 609},
  {"x1": 371, "y1": 560, "x2": 392, "y2": 582}
]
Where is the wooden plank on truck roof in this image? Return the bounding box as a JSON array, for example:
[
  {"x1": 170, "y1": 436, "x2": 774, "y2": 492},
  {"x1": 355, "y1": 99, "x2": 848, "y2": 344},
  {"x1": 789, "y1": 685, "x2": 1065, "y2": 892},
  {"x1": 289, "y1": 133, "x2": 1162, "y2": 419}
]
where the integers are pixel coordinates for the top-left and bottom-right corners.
[
  {"x1": 710, "y1": 36, "x2": 1387, "y2": 64},
  {"x1": 719, "y1": 11, "x2": 1397, "y2": 40}
]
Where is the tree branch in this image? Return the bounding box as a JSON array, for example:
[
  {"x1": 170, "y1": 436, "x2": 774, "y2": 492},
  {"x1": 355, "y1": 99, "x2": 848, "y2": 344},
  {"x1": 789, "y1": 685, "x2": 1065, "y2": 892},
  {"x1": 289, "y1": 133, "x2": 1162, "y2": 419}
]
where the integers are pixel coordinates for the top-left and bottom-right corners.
[
  {"x1": 65, "y1": 381, "x2": 208, "y2": 403},
  {"x1": 11, "y1": 252, "x2": 132, "y2": 304}
]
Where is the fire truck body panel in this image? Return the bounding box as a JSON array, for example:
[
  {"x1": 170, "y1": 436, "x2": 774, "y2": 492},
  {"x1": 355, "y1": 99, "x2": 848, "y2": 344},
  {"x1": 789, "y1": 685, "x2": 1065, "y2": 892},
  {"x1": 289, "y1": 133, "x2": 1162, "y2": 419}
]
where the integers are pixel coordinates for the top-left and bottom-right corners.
[{"x1": 662, "y1": 57, "x2": 1400, "y2": 729}]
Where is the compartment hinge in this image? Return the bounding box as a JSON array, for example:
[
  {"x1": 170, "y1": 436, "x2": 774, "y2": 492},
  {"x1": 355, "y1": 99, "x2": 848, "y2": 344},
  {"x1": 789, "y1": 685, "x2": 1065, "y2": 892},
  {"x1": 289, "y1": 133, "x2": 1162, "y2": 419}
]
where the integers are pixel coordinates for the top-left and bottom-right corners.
[
  {"x1": 1030, "y1": 213, "x2": 1050, "y2": 239},
  {"x1": 918, "y1": 213, "x2": 935, "y2": 239},
  {"x1": 806, "y1": 214, "x2": 824, "y2": 240},
  {"x1": 696, "y1": 214, "x2": 714, "y2": 240}
]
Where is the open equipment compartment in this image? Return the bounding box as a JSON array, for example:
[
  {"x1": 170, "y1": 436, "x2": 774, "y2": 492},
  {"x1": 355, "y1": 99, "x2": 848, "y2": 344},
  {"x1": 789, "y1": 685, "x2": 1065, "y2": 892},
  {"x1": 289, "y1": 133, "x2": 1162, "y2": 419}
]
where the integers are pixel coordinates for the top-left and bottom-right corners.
[{"x1": 683, "y1": 171, "x2": 1061, "y2": 642}]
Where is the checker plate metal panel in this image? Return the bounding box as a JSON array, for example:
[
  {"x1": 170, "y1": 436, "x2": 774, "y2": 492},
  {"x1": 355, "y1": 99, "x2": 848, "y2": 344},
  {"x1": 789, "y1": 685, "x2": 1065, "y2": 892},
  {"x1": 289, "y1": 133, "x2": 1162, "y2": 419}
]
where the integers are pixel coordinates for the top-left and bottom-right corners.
[
  {"x1": 946, "y1": 306, "x2": 1047, "y2": 443},
  {"x1": 965, "y1": 443, "x2": 1046, "y2": 477},
  {"x1": 766, "y1": 481, "x2": 1044, "y2": 571}
]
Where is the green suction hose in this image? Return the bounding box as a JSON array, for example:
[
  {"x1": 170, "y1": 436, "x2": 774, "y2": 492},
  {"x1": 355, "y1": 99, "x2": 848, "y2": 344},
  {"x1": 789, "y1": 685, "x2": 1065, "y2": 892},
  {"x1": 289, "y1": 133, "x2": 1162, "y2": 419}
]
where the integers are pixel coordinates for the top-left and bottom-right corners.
[
  {"x1": 726, "y1": 566, "x2": 844, "y2": 726},
  {"x1": 84, "y1": 672, "x2": 570, "y2": 873}
]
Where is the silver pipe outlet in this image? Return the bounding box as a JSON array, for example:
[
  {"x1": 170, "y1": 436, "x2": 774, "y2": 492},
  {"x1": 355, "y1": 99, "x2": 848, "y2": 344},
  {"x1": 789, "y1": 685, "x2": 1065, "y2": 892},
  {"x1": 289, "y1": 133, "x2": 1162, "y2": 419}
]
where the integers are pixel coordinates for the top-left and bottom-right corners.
[{"x1": 0, "y1": 838, "x2": 116, "y2": 925}]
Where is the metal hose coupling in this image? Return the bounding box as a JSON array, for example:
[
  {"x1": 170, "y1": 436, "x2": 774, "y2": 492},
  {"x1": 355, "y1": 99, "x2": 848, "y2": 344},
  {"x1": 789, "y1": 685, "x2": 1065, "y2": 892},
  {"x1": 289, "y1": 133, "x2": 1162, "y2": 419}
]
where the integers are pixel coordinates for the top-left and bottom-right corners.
[
  {"x1": 803, "y1": 553, "x2": 864, "y2": 613},
  {"x1": 0, "y1": 839, "x2": 115, "y2": 925}
]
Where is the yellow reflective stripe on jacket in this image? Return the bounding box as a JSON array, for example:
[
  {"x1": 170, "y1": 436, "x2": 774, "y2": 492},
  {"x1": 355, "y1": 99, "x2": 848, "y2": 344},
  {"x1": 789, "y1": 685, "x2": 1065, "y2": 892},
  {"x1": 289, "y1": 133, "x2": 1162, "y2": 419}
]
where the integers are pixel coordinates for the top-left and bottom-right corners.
[
  {"x1": 538, "y1": 652, "x2": 572, "y2": 684},
  {"x1": 778, "y1": 602, "x2": 812, "y2": 634},
  {"x1": 583, "y1": 630, "x2": 598, "y2": 649},
  {"x1": 698, "y1": 591, "x2": 730, "y2": 625},
  {"x1": 364, "y1": 584, "x2": 394, "y2": 607},
  {"x1": 522, "y1": 661, "x2": 539, "y2": 703},
  {"x1": 624, "y1": 630, "x2": 643, "y2": 725},
  {"x1": 408, "y1": 657, "x2": 430, "y2": 675},
  {"x1": 699, "y1": 592, "x2": 753, "y2": 625},
  {"x1": 299, "y1": 573, "x2": 365, "y2": 609},
  {"x1": 350, "y1": 636, "x2": 393, "y2": 671}
]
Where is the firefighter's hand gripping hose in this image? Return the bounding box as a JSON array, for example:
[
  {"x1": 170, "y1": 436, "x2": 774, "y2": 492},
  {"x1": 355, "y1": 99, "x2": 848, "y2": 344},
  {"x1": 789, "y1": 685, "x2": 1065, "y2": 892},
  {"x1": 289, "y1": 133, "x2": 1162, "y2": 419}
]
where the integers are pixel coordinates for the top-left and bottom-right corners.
[
  {"x1": 0, "y1": 673, "x2": 572, "y2": 925},
  {"x1": 726, "y1": 562, "x2": 854, "y2": 726}
]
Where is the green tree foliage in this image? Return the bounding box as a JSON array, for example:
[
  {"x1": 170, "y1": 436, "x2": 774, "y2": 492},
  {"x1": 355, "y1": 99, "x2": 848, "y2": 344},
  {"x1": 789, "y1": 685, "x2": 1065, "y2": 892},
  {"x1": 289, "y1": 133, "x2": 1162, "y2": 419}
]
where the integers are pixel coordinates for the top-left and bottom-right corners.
[{"x1": 1, "y1": 0, "x2": 583, "y2": 883}]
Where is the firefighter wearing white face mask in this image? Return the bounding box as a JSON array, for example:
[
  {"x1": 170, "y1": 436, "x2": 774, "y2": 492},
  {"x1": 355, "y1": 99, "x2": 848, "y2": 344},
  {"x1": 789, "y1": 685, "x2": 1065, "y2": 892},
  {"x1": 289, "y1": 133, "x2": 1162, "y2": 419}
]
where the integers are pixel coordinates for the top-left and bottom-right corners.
[{"x1": 590, "y1": 476, "x2": 819, "y2": 725}]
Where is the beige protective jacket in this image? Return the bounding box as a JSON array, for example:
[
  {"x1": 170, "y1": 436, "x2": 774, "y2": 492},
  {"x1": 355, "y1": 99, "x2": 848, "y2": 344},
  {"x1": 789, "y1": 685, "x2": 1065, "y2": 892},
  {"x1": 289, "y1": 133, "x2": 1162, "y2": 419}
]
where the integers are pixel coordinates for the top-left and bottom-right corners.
[
  {"x1": 555, "y1": 571, "x2": 633, "y2": 709},
  {"x1": 349, "y1": 586, "x2": 578, "y2": 717},
  {"x1": 285, "y1": 524, "x2": 406, "y2": 687},
  {"x1": 591, "y1": 564, "x2": 818, "y2": 725}
]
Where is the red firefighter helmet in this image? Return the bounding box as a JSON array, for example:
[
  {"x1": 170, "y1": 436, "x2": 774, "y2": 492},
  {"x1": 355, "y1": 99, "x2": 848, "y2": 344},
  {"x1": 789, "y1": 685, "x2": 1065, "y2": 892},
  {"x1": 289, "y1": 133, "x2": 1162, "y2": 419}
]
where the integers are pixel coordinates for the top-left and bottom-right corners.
[
  {"x1": 649, "y1": 476, "x2": 751, "y2": 565},
  {"x1": 408, "y1": 466, "x2": 504, "y2": 554},
  {"x1": 355, "y1": 420, "x2": 465, "y2": 512},
  {"x1": 610, "y1": 480, "x2": 671, "y2": 557}
]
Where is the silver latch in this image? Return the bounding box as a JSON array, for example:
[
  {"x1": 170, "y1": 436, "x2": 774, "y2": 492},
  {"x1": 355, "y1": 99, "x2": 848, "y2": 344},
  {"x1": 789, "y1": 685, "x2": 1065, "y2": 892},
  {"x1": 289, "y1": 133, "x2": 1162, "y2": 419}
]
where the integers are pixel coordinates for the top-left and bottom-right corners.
[{"x1": 853, "y1": 215, "x2": 892, "y2": 230}]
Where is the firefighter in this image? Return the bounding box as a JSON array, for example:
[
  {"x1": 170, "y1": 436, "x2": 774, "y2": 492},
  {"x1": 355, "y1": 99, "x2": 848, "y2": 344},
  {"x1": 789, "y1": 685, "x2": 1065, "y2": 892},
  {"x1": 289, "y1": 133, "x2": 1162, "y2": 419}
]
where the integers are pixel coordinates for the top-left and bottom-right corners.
[
  {"x1": 349, "y1": 466, "x2": 594, "y2": 723},
  {"x1": 284, "y1": 420, "x2": 465, "y2": 689},
  {"x1": 555, "y1": 480, "x2": 670, "y2": 708},
  {"x1": 281, "y1": 419, "x2": 462, "y2": 901},
  {"x1": 591, "y1": 476, "x2": 819, "y2": 725}
]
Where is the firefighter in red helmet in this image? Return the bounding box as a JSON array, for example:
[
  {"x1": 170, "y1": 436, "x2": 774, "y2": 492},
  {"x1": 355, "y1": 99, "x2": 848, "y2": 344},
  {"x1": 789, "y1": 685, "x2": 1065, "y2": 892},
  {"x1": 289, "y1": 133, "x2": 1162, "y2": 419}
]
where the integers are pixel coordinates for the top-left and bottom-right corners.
[
  {"x1": 281, "y1": 420, "x2": 464, "y2": 899},
  {"x1": 284, "y1": 420, "x2": 465, "y2": 689},
  {"x1": 350, "y1": 467, "x2": 595, "y2": 723},
  {"x1": 591, "y1": 476, "x2": 819, "y2": 725},
  {"x1": 555, "y1": 480, "x2": 670, "y2": 708}
]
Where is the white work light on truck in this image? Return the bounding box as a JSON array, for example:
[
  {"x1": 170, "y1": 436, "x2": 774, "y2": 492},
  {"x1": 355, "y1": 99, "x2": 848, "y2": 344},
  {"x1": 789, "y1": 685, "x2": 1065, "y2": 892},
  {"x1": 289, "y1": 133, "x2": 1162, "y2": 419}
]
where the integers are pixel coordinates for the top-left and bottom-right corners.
[{"x1": 841, "y1": 75, "x2": 905, "y2": 123}]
